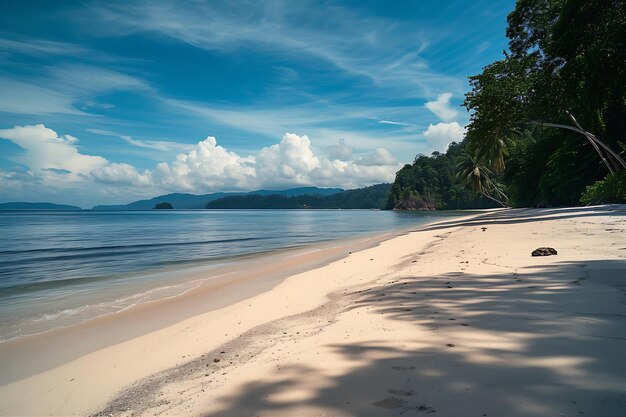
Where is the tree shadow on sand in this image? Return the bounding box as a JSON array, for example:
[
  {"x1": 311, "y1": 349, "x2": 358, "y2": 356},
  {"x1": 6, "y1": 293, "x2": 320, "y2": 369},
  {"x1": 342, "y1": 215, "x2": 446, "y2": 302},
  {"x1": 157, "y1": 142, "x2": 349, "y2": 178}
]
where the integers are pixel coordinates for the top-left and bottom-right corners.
[
  {"x1": 203, "y1": 259, "x2": 626, "y2": 417},
  {"x1": 413, "y1": 205, "x2": 626, "y2": 233}
]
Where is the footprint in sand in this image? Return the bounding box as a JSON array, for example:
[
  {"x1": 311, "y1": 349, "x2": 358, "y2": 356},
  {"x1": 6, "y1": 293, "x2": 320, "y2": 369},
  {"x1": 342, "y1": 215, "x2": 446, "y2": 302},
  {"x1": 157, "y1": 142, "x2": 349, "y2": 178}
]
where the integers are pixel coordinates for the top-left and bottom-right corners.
[
  {"x1": 387, "y1": 388, "x2": 413, "y2": 396},
  {"x1": 373, "y1": 397, "x2": 406, "y2": 409},
  {"x1": 390, "y1": 365, "x2": 416, "y2": 370}
]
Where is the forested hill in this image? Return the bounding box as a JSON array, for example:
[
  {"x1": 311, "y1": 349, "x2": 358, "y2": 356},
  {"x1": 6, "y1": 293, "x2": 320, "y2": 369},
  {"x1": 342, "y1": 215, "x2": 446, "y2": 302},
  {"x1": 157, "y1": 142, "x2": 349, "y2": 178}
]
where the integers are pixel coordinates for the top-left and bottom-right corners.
[
  {"x1": 206, "y1": 184, "x2": 391, "y2": 209},
  {"x1": 0, "y1": 202, "x2": 82, "y2": 210},
  {"x1": 386, "y1": 142, "x2": 498, "y2": 210},
  {"x1": 93, "y1": 187, "x2": 343, "y2": 210}
]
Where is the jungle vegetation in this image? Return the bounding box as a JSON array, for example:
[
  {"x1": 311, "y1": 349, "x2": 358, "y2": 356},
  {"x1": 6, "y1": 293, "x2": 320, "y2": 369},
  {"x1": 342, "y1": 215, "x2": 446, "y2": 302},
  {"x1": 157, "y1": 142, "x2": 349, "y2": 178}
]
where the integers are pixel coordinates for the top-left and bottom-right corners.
[{"x1": 390, "y1": 0, "x2": 626, "y2": 208}]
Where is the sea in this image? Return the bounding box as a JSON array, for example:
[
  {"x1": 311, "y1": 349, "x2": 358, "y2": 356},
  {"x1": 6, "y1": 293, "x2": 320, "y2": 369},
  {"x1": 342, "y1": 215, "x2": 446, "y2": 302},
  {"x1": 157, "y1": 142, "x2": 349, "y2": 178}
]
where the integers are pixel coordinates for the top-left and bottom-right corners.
[{"x1": 0, "y1": 209, "x2": 465, "y2": 343}]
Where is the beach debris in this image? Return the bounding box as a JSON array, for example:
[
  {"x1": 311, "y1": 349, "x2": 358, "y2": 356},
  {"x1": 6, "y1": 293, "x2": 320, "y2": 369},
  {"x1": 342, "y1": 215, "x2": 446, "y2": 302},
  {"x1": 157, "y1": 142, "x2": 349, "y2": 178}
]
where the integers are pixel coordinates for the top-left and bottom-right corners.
[
  {"x1": 481, "y1": 227, "x2": 487, "y2": 231},
  {"x1": 445, "y1": 343, "x2": 455, "y2": 347},
  {"x1": 373, "y1": 397, "x2": 406, "y2": 409},
  {"x1": 213, "y1": 358, "x2": 220, "y2": 363},
  {"x1": 531, "y1": 247, "x2": 558, "y2": 256}
]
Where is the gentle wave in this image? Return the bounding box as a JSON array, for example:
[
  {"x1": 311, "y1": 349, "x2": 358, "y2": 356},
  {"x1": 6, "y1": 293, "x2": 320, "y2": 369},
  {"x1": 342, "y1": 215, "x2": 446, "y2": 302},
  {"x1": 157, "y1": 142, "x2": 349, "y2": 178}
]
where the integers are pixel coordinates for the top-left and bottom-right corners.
[
  {"x1": 0, "y1": 236, "x2": 267, "y2": 257},
  {"x1": 0, "y1": 209, "x2": 461, "y2": 342}
]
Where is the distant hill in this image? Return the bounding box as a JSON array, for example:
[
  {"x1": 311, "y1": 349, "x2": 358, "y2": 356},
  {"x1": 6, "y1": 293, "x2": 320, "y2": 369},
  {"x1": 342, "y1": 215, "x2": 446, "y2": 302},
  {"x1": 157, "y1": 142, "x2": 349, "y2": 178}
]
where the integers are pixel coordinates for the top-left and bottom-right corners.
[
  {"x1": 92, "y1": 187, "x2": 344, "y2": 210},
  {"x1": 206, "y1": 184, "x2": 391, "y2": 209},
  {"x1": 0, "y1": 202, "x2": 82, "y2": 210}
]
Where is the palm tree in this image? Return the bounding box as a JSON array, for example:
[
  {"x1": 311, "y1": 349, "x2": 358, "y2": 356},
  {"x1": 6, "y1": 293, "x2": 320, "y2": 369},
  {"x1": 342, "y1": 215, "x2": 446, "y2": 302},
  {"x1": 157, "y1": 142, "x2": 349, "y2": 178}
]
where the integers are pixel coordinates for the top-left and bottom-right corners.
[{"x1": 457, "y1": 155, "x2": 509, "y2": 207}]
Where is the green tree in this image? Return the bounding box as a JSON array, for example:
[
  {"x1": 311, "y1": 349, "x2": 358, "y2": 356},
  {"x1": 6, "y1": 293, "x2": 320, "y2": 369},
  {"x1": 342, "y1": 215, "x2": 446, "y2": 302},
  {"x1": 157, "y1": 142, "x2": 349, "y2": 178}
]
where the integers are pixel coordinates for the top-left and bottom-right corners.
[{"x1": 463, "y1": 0, "x2": 626, "y2": 206}]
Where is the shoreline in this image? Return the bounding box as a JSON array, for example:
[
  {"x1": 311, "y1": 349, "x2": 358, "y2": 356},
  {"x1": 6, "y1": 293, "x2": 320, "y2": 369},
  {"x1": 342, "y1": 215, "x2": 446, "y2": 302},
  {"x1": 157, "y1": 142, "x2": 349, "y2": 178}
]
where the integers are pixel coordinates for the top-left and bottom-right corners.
[
  {"x1": 1, "y1": 206, "x2": 625, "y2": 416},
  {"x1": 0, "y1": 209, "x2": 457, "y2": 346},
  {"x1": 0, "y1": 226, "x2": 413, "y2": 384}
]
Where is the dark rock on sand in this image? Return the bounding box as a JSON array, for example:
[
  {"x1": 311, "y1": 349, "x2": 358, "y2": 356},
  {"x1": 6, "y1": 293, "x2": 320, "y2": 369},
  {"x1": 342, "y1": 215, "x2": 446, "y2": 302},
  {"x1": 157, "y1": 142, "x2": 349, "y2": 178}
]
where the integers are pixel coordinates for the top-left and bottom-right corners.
[{"x1": 531, "y1": 247, "x2": 558, "y2": 256}]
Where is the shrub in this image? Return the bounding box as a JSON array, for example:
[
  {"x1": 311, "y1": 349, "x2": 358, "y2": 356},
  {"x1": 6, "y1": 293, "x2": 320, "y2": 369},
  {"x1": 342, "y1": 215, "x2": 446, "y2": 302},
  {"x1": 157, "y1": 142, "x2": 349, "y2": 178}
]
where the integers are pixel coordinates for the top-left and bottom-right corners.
[{"x1": 580, "y1": 171, "x2": 626, "y2": 205}]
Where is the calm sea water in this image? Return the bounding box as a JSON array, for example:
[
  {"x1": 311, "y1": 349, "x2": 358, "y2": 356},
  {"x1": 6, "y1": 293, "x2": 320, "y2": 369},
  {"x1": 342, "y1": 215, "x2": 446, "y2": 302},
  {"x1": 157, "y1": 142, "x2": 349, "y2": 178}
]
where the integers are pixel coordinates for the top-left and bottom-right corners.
[{"x1": 0, "y1": 209, "x2": 464, "y2": 342}]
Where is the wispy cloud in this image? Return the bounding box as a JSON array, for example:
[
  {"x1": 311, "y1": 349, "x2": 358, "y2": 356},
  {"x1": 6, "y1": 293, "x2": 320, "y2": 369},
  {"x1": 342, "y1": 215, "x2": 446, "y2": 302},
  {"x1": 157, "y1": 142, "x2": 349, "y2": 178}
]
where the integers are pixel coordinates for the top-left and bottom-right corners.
[
  {"x1": 85, "y1": 0, "x2": 463, "y2": 97},
  {"x1": 0, "y1": 36, "x2": 90, "y2": 57},
  {"x1": 0, "y1": 65, "x2": 151, "y2": 116},
  {"x1": 377, "y1": 119, "x2": 417, "y2": 127},
  {"x1": 164, "y1": 98, "x2": 424, "y2": 156},
  {"x1": 0, "y1": 78, "x2": 87, "y2": 115},
  {"x1": 87, "y1": 129, "x2": 195, "y2": 152}
]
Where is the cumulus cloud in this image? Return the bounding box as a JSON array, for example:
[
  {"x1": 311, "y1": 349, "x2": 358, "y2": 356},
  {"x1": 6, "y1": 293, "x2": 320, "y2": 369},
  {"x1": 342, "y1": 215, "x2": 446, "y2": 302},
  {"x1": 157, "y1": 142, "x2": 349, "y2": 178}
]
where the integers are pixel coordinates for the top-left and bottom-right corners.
[
  {"x1": 256, "y1": 133, "x2": 321, "y2": 186},
  {"x1": 0, "y1": 124, "x2": 107, "y2": 175},
  {"x1": 152, "y1": 133, "x2": 400, "y2": 192},
  {"x1": 326, "y1": 138, "x2": 353, "y2": 160},
  {"x1": 425, "y1": 93, "x2": 459, "y2": 122},
  {"x1": 91, "y1": 163, "x2": 152, "y2": 186},
  {"x1": 422, "y1": 122, "x2": 466, "y2": 152},
  {"x1": 153, "y1": 136, "x2": 256, "y2": 191},
  {"x1": 357, "y1": 148, "x2": 397, "y2": 166},
  {"x1": 0, "y1": 124, "x2": 401, "y2": 205}
]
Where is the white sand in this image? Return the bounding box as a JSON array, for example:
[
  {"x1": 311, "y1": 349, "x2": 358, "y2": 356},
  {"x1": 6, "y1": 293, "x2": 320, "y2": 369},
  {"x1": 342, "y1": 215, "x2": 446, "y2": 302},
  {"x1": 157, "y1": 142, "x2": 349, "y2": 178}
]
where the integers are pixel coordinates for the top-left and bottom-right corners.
[{"x1": 1, "y1": 206, "x2": 625, "y2": 417}]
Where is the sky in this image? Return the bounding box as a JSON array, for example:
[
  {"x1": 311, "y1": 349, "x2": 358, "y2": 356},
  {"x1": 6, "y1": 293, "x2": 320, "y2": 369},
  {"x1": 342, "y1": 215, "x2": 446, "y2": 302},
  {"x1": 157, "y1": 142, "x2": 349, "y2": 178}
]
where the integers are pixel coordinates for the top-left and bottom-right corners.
[{"x1": 0, "y1": 0, "x2": 515, "y2": 207}]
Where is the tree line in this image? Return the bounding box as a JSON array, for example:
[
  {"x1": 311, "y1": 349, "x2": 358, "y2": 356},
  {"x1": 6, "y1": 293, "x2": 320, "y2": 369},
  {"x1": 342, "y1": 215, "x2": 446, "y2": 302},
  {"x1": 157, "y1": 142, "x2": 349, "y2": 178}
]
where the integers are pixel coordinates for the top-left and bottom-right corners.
[{"x1": 390, "y1": 0, "x2": 626, "y2": 209}]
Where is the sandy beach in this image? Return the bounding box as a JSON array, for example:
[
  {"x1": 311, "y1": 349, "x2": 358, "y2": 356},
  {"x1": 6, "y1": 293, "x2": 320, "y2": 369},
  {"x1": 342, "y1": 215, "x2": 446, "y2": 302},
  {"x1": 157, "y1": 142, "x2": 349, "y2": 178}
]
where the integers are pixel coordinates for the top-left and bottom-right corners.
[{"x1": 1, "y1": 206, "x2": 625, "y2": 417}]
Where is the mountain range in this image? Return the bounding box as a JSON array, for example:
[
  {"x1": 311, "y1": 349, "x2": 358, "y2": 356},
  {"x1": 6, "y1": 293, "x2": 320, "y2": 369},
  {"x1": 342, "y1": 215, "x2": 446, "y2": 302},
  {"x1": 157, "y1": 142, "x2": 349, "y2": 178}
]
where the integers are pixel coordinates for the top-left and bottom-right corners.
[
  {"x1": 92, "y1": 187, "x2": 344, "y2": 210},
  {"x1": 0, "y1": 202, "x2": 82, "y2": 210}
]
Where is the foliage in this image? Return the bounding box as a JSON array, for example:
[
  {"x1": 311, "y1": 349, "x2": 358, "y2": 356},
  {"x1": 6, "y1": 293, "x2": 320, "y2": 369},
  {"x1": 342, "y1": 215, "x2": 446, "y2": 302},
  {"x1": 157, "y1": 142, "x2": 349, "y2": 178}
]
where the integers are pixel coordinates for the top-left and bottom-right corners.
[
  {"x1": 463, "y1": 0, "x2": 626, "y2": 206},
  {"x1": 206, "y1": 184, "x2": 391, "y2": 209},
  {"x1": 154, "y1": 202, "x2": 173, "y2": 209},
  {"x1": 580, "y1": 170, "x2": 626, "y2": 205},
  {"x1": 386, "y1": 142, "x2": 498, "y2": 210}
]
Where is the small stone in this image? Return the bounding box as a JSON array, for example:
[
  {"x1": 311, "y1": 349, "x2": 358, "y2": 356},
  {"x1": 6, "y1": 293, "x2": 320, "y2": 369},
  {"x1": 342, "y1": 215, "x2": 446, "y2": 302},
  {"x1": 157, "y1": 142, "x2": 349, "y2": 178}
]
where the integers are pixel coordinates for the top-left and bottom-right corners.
[{"x1": 531, "y1": 247, "x2": 558, "y2": 256}]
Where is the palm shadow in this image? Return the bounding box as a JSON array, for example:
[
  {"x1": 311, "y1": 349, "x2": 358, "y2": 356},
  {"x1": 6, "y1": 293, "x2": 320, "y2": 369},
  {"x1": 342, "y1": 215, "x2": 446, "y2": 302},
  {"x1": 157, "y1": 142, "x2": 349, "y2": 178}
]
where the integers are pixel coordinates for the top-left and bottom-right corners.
[
  {"x1": 203, "y1": 259, "x2": 626, "y2": 417},
  {"x1": 413, "y1": 205, "x2": 626, "y2": 233}
]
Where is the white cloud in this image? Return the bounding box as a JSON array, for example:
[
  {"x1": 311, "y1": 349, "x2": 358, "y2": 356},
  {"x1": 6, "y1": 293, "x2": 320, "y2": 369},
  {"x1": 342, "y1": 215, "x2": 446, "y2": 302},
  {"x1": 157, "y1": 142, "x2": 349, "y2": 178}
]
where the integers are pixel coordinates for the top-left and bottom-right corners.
[
  {"x1": 422, "y1": 122, "x2": 466, "y2": 153},
  {"x1": 377, "y1": 119, "x2": 415, "y2": 127},
  {"x1": 91, "y1": 163, "x2": 152, "y2": 186},
  {"x1": 0, "y1": 125, "x2": 401, "y2": 205},
  {"x1": 256, "y1": 133, "x2": 321, "y2": 186},
  {"x1": 425, "y1": 93, "x2": 459, "y2": 122},
  {"x1": 153, "y1": 136, "x2": 257, "y2": 191},
  {"x1": 0, "y1": 124, "x2": 107, "y2": 175},
  {"x1": 326, "y1": 138, "x2": 353, "y2": 160},
  {"x1": 357, "y1": 148, "x2": 397, "y2": 166}
]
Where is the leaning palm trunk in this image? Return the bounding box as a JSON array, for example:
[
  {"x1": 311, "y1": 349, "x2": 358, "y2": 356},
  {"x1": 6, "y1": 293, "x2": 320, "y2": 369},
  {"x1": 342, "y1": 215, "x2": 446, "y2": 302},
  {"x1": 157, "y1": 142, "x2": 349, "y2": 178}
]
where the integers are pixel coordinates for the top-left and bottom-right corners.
[{"x1": 535, "y1": 112, "x2": 626, "y2": 173}]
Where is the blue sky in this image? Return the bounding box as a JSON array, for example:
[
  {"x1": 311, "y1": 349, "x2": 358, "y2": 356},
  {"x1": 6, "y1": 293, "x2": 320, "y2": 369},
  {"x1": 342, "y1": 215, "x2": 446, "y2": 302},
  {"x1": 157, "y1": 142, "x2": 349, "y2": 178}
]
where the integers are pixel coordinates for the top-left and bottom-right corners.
[{"x1": 0, "y1": 0, "x2": 514, "y2": 207}]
